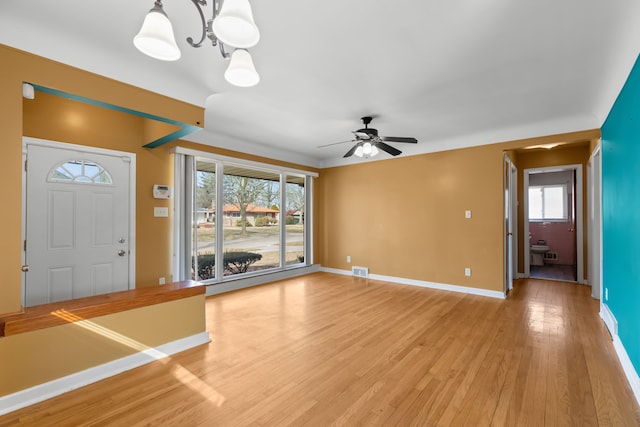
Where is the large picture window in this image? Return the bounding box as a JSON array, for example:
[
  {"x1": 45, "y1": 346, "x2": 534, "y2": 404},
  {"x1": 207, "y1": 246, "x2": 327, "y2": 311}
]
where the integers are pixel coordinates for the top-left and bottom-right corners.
[{"x1": 174, "y1": 149, "x2": 314, "y2": 284}]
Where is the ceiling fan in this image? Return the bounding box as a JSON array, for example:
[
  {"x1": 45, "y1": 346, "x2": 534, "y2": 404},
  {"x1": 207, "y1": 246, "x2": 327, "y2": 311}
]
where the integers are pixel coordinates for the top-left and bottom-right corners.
[{"x1": 319, "y1": 116, "x2": 418, "y2": 158}]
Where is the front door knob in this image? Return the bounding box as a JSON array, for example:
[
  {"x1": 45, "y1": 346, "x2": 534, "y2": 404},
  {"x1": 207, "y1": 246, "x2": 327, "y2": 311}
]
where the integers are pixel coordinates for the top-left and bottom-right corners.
[{"x1": 118, "y1": 250, "x2": 126, "y2": 257}]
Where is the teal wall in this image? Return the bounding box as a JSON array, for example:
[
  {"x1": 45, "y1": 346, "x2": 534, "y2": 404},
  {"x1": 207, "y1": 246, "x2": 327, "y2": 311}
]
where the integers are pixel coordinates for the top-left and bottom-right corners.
[{"x1": 601, "y1": 54, "x2": 640, "y2": 373}]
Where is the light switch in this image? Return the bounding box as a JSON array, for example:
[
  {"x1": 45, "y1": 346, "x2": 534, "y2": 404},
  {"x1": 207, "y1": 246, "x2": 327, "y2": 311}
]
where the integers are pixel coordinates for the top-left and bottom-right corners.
[
  {"x1": 154, "y1": 207, "x2": 169, "y2": 217},
  {"x1": 465, "y1": 210, "x2": 472, "y2": 219}
]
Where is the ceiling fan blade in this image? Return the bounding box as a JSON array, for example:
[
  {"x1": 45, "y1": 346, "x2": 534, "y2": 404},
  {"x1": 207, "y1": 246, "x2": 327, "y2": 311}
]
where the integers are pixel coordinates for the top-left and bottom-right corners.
[
  {"x1": 382, "y1": 136, "x2": 418, "y2": 143},
  {"x1": 343, "y1": 144, "x2": 359, "y2": 158},
  {"x1": 317, "y1": 139, "x2": 355, "y2": 148},
  {"x1": 376, "y1": 141, "x2": 402, "y2": 156}
]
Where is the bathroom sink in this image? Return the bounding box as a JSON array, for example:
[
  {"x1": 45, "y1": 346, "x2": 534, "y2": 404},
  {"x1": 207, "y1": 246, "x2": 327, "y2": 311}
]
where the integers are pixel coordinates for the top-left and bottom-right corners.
[{"x1": 530, "y1": 244, "x2": 550, "y2": 253}]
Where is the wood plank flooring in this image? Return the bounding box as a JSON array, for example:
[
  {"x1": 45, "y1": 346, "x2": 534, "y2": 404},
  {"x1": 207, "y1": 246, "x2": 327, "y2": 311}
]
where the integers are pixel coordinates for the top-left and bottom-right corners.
[{"x1": 2, "y1": 272, "x2": 639, "y2": 426}]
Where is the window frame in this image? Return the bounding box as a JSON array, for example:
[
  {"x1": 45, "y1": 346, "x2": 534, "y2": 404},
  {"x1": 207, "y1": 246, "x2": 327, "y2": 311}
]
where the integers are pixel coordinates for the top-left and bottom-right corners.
[
  {"x1": 528, "y1": 184, "x2": 568, "y2": 222},
  {"x1": 172, "y1": 147, "x2": 316, "y2": 284}
]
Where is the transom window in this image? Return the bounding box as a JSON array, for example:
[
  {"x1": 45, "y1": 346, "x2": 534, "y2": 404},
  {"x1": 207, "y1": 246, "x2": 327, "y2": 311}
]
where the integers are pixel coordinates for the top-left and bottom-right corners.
[{"x1": 49, "y1": 160, "x2": 113, "y2": 184}]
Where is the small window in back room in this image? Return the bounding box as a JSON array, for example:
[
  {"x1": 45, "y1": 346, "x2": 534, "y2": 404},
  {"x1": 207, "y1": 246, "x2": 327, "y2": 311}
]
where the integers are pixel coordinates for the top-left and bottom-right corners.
[{"x1": 529, "y1": 185, "x2": 567, "y2": 221}]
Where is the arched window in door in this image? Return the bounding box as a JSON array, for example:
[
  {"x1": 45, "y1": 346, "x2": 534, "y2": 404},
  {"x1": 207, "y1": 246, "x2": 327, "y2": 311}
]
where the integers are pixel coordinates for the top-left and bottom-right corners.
[{"x1": 49, "y1": 160, "x2": 113, "y2": 184}]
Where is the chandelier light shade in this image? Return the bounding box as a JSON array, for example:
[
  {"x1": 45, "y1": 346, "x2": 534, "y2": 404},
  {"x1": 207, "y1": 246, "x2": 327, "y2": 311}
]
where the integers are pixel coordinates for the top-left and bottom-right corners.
[
  {"x1": 134, "y1": 0, "x2": 181, "y2": 61},
  {"x1": 224, "y1": 49, "x2": 260, "y2": 87},
  {"x1": 212, "y1": 0, "x2": 260, "y2": 48},
  {"x1": 134, "y1": 0, "x2": 260, "y2": 87}
]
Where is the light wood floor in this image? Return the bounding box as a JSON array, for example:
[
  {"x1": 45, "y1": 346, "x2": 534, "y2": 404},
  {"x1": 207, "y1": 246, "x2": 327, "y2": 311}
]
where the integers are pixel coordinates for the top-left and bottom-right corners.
[{"x1": 2, "y1": 273, "x2": 639, "y2": 426}]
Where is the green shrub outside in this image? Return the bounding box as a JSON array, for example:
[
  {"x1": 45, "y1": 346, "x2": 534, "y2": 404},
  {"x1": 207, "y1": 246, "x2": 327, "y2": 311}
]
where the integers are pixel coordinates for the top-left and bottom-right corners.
[
  {"x1": 255, "y1": 216, "x2": 270, "y2": 227},
  {"x1": 194, "y1": 252, "x2": 215, "y2": 280},
  {"x1": 195, "y1": 251, "x2": 263, "y2": 279},
  {"x1": 223, "y1": 251, "x2": 263, "y2": 274}
]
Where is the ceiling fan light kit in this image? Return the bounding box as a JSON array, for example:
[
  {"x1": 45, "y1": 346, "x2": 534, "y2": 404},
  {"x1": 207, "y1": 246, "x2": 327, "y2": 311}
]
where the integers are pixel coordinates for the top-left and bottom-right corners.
[{"x1": 134, "y1": 0, "x2": 260, "y2": 87}]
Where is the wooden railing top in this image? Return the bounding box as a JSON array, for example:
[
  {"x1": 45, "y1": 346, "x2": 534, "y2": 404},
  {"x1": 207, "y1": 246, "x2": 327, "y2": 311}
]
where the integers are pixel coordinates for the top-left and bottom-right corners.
[{"x1": 0, "y1": 281, "x2": 205, "y2": 337}]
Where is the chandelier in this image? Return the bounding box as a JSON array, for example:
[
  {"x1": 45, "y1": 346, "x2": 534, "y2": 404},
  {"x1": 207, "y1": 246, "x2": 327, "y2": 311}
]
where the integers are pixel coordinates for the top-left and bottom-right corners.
[{"x1": 134, "y1": 0, "x2": 260, "y2": 87}]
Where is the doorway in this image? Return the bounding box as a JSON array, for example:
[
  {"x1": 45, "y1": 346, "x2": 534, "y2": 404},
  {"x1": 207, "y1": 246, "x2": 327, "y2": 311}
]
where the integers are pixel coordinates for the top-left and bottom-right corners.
[
  {"x1": 22, "y1": 137, "x2": 136, "y2": 306},
  {"x1": 523, "y1": 164, "x2": 583, "y2": 283}
]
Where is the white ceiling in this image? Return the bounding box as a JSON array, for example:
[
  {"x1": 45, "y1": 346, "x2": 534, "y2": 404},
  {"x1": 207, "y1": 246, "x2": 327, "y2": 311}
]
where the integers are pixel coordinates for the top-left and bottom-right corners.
[{"x1": 1, "y1": 0, "x2": 639, "y2": 168}]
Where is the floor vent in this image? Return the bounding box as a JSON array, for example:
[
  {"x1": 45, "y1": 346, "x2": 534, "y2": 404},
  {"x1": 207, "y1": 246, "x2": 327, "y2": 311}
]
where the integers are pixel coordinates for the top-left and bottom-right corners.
[
  {"x1": 544, "y1": 252, "x2": 558, "y2": 260},
  {"x1": 352, "y1": 266, "x2": 369, "y2": 278}
]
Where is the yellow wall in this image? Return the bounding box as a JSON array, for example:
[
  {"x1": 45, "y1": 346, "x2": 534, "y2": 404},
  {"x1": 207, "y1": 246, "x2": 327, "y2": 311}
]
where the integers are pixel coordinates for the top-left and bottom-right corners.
[
  {"x1": 0, "y1": 295, "x2": 206, "y2": 396},
  {"x1": 316, "y1": 130, "x2": 600, "y2": 292}
]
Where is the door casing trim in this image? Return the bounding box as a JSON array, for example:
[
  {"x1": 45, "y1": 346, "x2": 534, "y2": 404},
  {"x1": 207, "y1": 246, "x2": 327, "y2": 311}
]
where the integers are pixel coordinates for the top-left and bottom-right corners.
[
  {"x1": 523, "y1": 164, "x2": 584, "y2": 283},
  {"x1": 22, "y1": 137, "x2": 137, "y2": 306}
]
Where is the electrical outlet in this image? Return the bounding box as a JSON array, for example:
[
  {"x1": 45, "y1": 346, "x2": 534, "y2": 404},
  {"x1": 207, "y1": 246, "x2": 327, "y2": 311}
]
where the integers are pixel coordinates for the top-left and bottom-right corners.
[
  {"x1": 605, "y1": 288, "x2": 608, "y2": 301},
  {"x1": 464, "y1": 267, "x2": 471, "y2": 277},
  {"x1": 465, "y1": 210, "x2": 472, "y2": 219},
  {"x1": 159, "y1": 277, "x2": 166, "y2": 285},
  {"x1": 347, "y1": 255, "x2": 351, "y2": 263}
]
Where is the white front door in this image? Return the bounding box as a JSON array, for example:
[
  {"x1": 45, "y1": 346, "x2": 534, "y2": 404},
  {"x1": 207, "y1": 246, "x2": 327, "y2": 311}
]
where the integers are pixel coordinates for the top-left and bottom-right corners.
[{"x1": 24, "y1": 141, "x2": 133, "y2": 306}]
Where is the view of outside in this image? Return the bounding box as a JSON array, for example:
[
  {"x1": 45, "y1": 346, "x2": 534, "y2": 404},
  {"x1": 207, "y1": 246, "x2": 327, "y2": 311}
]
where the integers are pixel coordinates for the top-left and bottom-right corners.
[
  {"x1": 192, "y1": 160, "x2": 305, "y2": 281},
  {"x1": 529, "y1": 185, "x2": 566, "y2": 220}
]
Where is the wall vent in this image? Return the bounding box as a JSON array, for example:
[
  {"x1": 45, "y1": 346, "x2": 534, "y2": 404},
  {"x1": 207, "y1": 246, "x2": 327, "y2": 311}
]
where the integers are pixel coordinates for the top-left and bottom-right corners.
[
  {"x1": 543, "y1": 252, "x2": 558, "y2": 260},
  {"x1": 352, "y1": 266, "x2": 369, "y2": 278}
]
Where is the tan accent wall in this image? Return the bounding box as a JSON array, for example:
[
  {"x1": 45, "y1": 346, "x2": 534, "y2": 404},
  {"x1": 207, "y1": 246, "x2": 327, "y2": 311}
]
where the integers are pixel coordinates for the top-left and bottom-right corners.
[
  {"x1": 316, "y1": 130, "x2": 600, "y2": 292},
  {"x1": 0, "y1": 295, "x2": 206, "y2": 397}
]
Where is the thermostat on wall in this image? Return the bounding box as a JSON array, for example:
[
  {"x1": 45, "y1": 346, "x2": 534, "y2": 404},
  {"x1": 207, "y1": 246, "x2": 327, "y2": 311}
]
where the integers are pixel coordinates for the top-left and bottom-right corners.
[{"x1": 153, "y1": 184, "x2": 172, "y2": 199}]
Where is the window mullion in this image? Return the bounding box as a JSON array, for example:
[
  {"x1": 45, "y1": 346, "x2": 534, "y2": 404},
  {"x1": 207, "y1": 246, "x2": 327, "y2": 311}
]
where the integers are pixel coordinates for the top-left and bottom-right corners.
[
  {"x1": 215, "y1": 161, "x2": 225, "y2": 282},
  {"x1": 280, "y1": 173, "x2": 286, "y2": 268}
]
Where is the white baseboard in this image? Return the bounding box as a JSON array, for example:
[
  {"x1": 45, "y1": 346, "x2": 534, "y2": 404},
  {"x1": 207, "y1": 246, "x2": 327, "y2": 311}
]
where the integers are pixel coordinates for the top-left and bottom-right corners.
[
  {"x1": 205, "y1": 265, "x2": 320, "y2": 297},
  {"x1": 0, "y1": 332, "x2": 211, "y2": 416},
  {"x1": 319, "y1": 267, "x2": 505, "y2": 299},
  {"x1": 612, "y1": 334, "x2": 640, "y2": 406},
  {"x1": 600, "y1": 303, "x2": 617, "y2": 337},
  {"x1": 599, "y1": 304, "x2": 640, "y2": 407}
]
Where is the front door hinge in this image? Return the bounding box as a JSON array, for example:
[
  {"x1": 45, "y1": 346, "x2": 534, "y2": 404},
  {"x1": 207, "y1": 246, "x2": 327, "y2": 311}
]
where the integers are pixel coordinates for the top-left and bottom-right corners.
[
  {"x1": 23, "y1": 239, "x2": 27, "y2": 251},
  {"x1": 24, "y1": 160, "x2": 28, "y2": 172}
]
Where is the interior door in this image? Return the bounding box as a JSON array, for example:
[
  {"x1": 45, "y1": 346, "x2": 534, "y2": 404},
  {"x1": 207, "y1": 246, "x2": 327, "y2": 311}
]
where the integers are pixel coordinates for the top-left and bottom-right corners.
[
  {"x1": 504, "y1": 156, "x2": 514, "y2": 293},
  {"x1": 25, "y1": 143, "x2": 132, "y2": 306}
]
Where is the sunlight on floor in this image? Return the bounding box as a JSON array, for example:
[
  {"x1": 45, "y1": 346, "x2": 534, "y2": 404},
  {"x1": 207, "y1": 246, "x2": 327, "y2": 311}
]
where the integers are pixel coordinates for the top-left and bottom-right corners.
[{"x1": 51, "y1": 309, "x2": 226, "y2": 407}]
